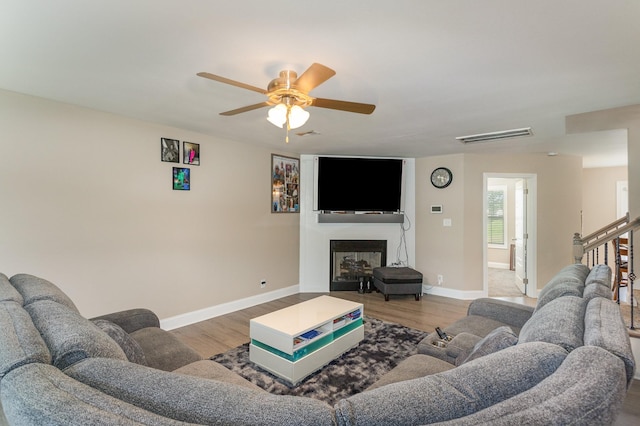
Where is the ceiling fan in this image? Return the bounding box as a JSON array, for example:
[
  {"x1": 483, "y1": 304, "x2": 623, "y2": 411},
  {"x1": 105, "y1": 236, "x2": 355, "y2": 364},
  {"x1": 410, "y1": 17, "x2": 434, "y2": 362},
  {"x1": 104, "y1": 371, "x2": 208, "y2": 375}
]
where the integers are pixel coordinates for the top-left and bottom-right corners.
[{"x1": 197, "y1": 63, "x2": 375, "y2": 142}]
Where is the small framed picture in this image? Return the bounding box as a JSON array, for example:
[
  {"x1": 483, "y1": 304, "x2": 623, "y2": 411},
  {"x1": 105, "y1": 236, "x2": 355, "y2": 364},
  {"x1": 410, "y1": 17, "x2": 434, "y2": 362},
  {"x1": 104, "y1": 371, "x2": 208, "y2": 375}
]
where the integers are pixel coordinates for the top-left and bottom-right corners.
[
  {"x1": 183, "y1": 141, "x2": 200, "y2": 166},
  {"x1": 271, "y1": 154, "x2": 299, "y2": 213},
  {"x1": 173, "y1": 167, "x2": 190, "y2": 191},
  {"x1": 161, "y1": 138, "x2": 180, "y2": 163}
]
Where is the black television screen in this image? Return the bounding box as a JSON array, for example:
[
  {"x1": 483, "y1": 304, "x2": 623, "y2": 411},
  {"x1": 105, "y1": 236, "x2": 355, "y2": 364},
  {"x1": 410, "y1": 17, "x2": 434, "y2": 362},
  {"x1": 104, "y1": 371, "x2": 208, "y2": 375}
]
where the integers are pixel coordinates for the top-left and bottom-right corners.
[{"x1": 315, "y1": 157, "x2": 404, "y2": 212}]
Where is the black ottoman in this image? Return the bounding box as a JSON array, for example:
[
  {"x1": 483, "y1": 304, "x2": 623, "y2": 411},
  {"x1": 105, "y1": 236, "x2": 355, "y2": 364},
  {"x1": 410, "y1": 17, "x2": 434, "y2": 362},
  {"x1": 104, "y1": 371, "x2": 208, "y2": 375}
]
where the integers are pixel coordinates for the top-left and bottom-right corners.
[{"x1": 372, "y1": 267, "x2": 423, "y2": 301}]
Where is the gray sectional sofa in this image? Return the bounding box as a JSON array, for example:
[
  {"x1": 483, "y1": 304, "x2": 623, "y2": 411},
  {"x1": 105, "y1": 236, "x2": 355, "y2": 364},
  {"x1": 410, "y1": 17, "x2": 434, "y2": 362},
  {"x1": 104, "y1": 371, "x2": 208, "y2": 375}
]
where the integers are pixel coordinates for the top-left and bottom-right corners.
[{"x1": 0, "y1": 264, "x2": 635, "y2": 425}]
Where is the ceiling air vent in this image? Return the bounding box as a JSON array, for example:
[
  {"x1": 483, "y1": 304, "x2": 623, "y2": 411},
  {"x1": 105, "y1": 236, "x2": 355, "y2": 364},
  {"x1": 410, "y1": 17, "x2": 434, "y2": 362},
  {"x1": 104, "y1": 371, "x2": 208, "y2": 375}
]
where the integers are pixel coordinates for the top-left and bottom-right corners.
[{"x1": 456, "y1": 127, "x2": 533, "y2": 144}]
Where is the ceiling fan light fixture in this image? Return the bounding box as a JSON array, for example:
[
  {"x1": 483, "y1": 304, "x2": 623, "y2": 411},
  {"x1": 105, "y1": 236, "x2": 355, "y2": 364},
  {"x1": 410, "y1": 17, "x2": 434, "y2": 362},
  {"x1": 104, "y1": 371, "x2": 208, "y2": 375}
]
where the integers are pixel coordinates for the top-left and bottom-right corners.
[
  {"x1": 288, "y1": 105, "x2": 310, "y2": 129},
  {"x1": 267, "y1": 104, "x2": 287, "y2": 128},
  {"x1": 267, "y1": 104, "x2": 310, "y2": 130}
]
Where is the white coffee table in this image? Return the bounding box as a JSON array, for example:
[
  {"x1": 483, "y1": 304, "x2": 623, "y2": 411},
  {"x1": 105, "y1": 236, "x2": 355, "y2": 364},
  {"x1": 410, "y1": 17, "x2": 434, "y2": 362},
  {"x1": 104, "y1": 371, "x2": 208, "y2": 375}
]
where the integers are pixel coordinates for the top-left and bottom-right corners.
[{"x1": 249, "y1": 295, "x2": 364, "y2": 384}]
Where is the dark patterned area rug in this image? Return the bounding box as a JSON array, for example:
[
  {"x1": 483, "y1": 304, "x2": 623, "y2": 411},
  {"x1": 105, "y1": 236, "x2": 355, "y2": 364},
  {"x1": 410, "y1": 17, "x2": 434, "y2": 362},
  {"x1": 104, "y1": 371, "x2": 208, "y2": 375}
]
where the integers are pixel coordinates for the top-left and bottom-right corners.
[{"x1": 210, "y1": 316, "x2": 428, "y2": 406}]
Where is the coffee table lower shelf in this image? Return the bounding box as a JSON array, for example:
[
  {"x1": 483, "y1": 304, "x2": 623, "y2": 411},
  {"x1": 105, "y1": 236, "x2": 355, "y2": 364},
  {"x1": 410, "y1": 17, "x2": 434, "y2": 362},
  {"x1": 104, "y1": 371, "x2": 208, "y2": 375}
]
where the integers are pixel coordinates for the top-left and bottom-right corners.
[{"x1": 249, "y1": 325, "x2": 364, "y2": 385}]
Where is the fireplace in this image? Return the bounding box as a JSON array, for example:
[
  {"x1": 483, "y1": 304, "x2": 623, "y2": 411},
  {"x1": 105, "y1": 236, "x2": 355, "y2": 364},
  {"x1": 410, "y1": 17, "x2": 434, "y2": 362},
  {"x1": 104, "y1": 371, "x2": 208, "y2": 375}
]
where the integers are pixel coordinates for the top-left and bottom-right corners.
[{"x1": 330, "y1": 240, "x2": 387, "y2": 291}]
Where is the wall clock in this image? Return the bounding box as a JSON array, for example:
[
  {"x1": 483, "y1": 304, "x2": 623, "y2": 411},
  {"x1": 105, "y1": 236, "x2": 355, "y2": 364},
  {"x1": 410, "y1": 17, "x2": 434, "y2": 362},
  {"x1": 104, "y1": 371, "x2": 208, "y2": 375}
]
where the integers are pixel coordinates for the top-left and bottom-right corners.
[{"x1": 430, "y1": 167, "x2": 453, "y2": 189}]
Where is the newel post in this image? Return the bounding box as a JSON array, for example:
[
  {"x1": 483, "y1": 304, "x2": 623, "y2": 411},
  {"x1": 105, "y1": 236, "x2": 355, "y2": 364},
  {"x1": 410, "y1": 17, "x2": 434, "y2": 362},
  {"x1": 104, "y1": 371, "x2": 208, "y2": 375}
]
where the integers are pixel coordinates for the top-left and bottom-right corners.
[{"x1": 573, "y1": 232, "x2": 584, "y2": 264}]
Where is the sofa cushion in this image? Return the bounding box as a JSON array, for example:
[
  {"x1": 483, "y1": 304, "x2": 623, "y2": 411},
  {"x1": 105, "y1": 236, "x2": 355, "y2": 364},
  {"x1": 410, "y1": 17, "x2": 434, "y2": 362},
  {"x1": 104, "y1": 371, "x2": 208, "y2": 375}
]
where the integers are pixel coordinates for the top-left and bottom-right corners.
[
  {"x1": 582, "y1": 265, "x2": 613, "y2": 300},
  {"x1": 462, "y1": 326, "x2": 518, "y2": 364},
  {"x1": 10, "y1": 274, "x2": 79, "y2": 312},
  {"x1": 583, "y1": 297, "x2": 636, "y2": 385},
  {"x1": 0, "y1": 273, "x2": 23, "y2": 304},
  {"x1": 585, "y1": 264, "x2": 611, "y2": 288},
  {"x1": 2, "y1": 363, "x2": 185, "y2": 426},
  {"x1": 91, "y1": 319, "x2": 147, "y2": 366},
  {"x1": 366, "y1": 354, "x2": 454, "y2": 391},
  {"x1": 583, "y1": 282, "x2": 612, "y2": 301},
  {"x1": 129, "y1": 327, "x2": 201, "y2": 371},
  {"x1": 334, "y1": 342, "x2": 568, "y2": 426},
  {"x1": 65, "y1": 357, "x2": 336, "y2": 426},
  {"x1": 25, "y1": 300, "x2": 127, "y2": 369},
  {"x1": 536, "y1": 264, "x2": 588, "y2": 310},
  {"x1": 518, "y1": 296, "x2": 586, "y2": 352},
  {"x1": 0, "y1": 301, "x2": 51, "y2": 379},
  {"x1": 173, "y1": 359, "x2": 264, "y2": 392},
  {"x1": 434, "y1": 346, "x2": 627, "y2": 426}
]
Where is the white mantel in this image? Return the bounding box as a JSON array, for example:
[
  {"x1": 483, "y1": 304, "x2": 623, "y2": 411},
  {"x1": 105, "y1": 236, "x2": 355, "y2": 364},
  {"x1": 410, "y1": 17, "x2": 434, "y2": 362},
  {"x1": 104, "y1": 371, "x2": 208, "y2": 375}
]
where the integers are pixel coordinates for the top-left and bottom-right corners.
[{"x1": 299, "y1": 155, "x2": 416, "y2": 293}]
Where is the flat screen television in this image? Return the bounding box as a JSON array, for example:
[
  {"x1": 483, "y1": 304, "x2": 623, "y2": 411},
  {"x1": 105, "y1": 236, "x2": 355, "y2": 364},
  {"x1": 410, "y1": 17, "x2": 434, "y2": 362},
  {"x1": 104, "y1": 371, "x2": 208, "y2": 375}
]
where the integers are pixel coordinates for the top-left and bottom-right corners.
[{"x1": 315, "y1": 156, "x2": 404, "y2": 212}]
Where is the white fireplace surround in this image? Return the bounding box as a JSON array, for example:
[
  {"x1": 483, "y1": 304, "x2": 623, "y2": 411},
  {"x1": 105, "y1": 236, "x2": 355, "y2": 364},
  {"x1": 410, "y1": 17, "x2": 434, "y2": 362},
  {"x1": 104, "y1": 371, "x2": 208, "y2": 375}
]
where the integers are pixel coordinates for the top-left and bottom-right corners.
[{"x1": 299, "y1": 155, "x2": 416, "y2": 293}]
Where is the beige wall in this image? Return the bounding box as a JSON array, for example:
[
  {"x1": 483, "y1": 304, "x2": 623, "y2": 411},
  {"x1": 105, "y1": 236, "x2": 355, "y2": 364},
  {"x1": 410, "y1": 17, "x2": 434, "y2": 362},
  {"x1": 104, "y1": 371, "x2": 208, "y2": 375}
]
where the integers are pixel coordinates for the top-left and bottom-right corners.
[
  {"x1": 566, "y1": 105, "x2": 640, "y2": 218},
  {"x1": 416, "y1": 152, "x2": 583, "y2": 294},
  {"x1": 0, "y1": 89, "x2": 300, "y2": 320},
  {"x1": 2, "y1": 88, "x2": 637, "y2": 325},
  {"x1": 415, "y1": 155, "x2": 466, "y2": 291},
  {"x1": 582, "y1": 166, "x2": 628, "y2": 235}
]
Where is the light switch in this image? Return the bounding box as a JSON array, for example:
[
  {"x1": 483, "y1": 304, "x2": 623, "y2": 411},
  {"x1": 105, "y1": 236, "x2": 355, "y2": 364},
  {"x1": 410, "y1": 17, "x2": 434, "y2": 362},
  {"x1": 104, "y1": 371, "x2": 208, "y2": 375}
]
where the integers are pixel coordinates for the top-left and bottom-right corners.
[{"x1": 443, "y1": 218, "x2": 452, "y2": 227}]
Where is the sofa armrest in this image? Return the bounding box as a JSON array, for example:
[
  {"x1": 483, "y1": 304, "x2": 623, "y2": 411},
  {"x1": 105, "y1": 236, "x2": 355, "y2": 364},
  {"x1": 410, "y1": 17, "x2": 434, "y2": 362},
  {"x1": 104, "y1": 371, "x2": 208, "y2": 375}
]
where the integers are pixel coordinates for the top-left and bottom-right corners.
[
  {"x1": 467, "y1": 298, "x2": 534, "y2": 330},
  {"x1": 90, "y1": 308, "x2": 160, "y2": 334}
]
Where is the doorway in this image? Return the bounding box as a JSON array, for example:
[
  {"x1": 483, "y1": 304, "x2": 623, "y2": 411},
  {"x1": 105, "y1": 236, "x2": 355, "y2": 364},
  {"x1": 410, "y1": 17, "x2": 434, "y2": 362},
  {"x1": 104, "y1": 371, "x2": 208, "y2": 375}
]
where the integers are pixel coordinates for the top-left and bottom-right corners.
[{"x1": 484, "y1": 174, "x2": 537, "y2": 298}]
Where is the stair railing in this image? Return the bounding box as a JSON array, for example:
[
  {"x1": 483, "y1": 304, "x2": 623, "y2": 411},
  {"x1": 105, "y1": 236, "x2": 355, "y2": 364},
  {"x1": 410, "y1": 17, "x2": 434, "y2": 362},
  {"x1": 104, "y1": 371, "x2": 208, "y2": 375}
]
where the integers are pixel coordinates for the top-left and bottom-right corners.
[{"x1": 573, "y1": 213, "x2": 640, "y2": 331}]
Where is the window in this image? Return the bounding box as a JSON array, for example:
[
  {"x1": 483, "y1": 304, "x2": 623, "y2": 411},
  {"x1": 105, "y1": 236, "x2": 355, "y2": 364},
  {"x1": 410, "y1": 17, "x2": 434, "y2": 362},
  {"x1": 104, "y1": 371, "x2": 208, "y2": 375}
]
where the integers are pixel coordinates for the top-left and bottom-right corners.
[{"x1": 487, "y1": 186, "x2": 507, "y2": 247}]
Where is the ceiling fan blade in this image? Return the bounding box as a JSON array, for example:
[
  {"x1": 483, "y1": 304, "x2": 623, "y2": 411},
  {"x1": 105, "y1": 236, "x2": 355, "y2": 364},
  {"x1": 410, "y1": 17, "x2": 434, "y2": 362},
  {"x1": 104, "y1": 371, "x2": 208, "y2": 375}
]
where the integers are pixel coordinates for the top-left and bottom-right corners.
[
  {"x1": 220, "y1": 102, "x2": 270, "y2": 116},
  {"x1": 197, "y1": 72, "x2": 267, "y2": 94},
  {"x1": 294, "y1": 63, "x2": 336, "y2": 93},
  {"x1": 311, "y1": 98, "x2": 376, "y2": 114}
]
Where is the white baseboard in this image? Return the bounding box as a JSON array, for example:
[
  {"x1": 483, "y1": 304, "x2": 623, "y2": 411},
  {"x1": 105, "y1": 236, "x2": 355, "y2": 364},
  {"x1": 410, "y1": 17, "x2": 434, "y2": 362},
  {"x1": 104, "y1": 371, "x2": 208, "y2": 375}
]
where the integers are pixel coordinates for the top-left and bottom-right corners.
[
  {"x1": 488, "y1": 262, "x2": 510, "y2": 269},
  {"x1": 423, "y1": 284, "x2": 486, "y2": 300},
  {"x1": 160, "y1": 285, "x2": 300, "y2": 330}
]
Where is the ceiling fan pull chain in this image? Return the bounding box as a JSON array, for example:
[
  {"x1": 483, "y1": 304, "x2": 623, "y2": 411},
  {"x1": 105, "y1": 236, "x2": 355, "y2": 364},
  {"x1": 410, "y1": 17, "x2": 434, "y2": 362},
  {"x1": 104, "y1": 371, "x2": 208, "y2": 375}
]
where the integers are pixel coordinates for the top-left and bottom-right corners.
[{"x1": 285, "y1": 108, "x2": 291, "y2": 143}]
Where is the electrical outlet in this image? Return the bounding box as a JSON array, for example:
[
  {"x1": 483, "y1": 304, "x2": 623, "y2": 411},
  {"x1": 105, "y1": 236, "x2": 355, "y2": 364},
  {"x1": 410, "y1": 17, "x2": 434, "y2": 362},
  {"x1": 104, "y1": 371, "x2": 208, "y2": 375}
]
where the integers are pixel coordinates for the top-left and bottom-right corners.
[
  {"x1": 437, "y1": 275, "x2": 443, "y2": 286},
  {"x1": 260, "y1": 279, "x2": 267, "y2": 288}
]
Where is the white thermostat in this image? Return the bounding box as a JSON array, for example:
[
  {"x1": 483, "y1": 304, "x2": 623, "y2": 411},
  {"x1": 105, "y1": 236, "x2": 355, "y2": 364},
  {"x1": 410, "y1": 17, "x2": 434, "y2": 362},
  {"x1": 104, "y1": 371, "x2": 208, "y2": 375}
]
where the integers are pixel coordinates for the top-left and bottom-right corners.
[{"x1": 430, "y1": 205, "x2": 443, "y2": 214}]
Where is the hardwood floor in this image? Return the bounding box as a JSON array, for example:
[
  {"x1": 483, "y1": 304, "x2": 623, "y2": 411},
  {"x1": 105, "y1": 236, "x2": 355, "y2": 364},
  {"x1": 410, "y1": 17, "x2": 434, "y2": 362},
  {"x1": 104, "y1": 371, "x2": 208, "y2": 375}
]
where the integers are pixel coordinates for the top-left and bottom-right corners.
[
  {"x1": 170, "y1": 291, "x2": 638, "y2": 423},
  {"x1": 170, "y1": 292, "x2": 471, "y2": 358}
]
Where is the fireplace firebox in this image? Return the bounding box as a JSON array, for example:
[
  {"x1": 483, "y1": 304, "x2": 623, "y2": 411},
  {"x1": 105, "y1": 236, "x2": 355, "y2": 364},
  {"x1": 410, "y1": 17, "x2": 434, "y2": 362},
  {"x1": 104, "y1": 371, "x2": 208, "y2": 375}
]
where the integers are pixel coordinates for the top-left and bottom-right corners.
[{"x1": 330, "y1": 240, "x2": 387, "y2": 291}]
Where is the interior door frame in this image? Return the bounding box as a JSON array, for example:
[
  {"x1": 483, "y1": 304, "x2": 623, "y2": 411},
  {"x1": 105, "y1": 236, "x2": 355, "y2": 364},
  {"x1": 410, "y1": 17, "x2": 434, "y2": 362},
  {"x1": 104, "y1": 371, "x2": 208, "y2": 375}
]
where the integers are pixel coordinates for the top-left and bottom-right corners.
[
  {"x1": 514, "y1": 179, "x2": 527, "y2": 294},
  {"x1": 483, "y1": 173, "x2": 538, "y2": 298}
]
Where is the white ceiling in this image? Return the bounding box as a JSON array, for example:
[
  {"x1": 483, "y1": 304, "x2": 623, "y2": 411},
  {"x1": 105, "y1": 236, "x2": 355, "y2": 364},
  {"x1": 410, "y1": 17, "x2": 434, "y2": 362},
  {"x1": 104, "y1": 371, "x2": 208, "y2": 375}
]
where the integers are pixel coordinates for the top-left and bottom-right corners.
[{"x1": 1, "y1": 1, "x2": 638, "y2": 167}]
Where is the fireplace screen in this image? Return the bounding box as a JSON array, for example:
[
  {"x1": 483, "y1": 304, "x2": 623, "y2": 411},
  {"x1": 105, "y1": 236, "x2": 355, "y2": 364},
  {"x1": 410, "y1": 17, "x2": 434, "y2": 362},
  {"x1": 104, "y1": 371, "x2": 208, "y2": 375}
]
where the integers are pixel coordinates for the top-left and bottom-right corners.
[{"x1": 330, "y1": 240, "x2": 387, "y2": 291}]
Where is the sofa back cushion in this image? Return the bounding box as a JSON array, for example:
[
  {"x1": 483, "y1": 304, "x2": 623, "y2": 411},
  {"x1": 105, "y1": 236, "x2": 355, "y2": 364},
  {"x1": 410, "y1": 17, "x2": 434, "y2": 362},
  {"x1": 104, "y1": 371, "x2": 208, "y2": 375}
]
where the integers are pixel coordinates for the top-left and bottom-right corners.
[
  {"x1": 461, "y1": 326, "x2": 518, "y2": 365},
  {"x1": 25, "y1": 300, "x2": 127, "y2": 370},
  {"x1": 583, "y1": 282, "x2": 613, "y2": 301},
  {"x1": 2, "y1": 363, "x2": 185, "y2": 426},
  {"x1": 585, "y1": 264, "x2": 611, "y2": 288},
  {"x1": 535, "y1": 264, "x2": 589, "y2": 310},
  {"x1": 0, "y1": 273, "x2": 23, "y2": 304},
  {"x1": 583, "y1": 297, "x2": 635, "y2": 385},
  {"x1": 65, "y1": 357, "x2": 336, "y2": 425},
  {"x1": 91, "y1": 320, "x2": 147, "y2": 366},
  {"x1": 334, "y1": 342, "x2": 568, "y2": 426},
  {"x1": 0, "y1": 301, "x2": 51, "y2": 379},
  {"x1": 582, "y1": 264, "x2": 613, "y2": 301},
  {"x1": 519, "y1": 296, "x2": 586, "y2": 352},
  {"x1": 10, "y1": 274, "x2": 79, "y2": 312},
  {"x1": 433, "y1": 346, "x2": 627, "y2": 425}
]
